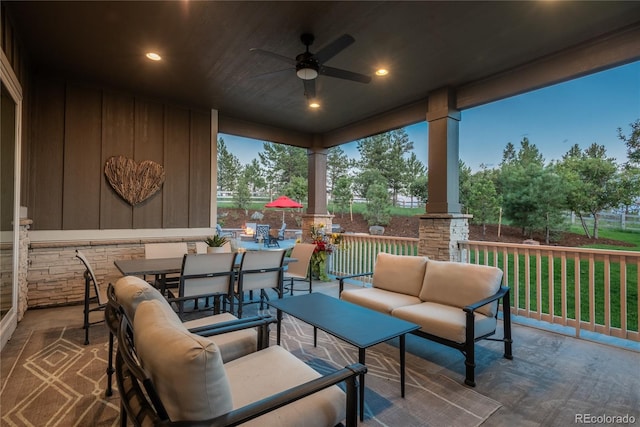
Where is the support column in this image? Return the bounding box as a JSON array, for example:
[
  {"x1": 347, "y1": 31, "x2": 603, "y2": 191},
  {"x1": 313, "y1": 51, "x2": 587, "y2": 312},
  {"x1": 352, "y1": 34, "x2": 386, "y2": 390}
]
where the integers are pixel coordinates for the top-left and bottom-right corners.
[
  {"x1": 303, "y1": 139, "x2": 332, "y2": 240},
  {"x1": 426, "y1": 87, "x2": 461, "y2": 214},
  {"x1": 420, "y1": 87, "x2": 468, "y2": 261}
]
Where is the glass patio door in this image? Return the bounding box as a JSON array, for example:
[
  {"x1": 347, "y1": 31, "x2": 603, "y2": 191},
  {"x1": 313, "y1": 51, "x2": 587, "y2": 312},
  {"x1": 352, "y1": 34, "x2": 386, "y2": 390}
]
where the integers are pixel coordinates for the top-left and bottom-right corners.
[{"x1": 0, "y1": 56, "x2": 22, "y2": 349}]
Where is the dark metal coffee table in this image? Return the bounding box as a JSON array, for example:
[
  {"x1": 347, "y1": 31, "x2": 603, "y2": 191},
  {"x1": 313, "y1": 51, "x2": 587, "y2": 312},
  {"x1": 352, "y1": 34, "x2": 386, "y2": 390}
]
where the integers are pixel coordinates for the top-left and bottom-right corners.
[{"x1": 267, "y1": 293, "x2": 419, "y2": 421}]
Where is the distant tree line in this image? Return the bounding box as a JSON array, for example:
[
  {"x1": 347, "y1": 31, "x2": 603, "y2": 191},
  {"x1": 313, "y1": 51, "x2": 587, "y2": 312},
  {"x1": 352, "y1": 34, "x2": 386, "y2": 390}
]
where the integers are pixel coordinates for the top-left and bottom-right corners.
[
  {"x1": 218, "y1": 119, "x2": 640, "y2": 238},
  {"x1": 217, "y1": 128, "x2": 428, "y2": 226},
  {"x1": 460, "y1": 119, "x2": 640, "y2": 242}
]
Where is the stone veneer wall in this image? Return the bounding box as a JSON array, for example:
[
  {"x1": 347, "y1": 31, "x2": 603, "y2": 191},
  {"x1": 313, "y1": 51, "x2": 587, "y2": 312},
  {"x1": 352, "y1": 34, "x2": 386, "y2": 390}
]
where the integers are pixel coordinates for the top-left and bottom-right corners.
[
  {"x1": 27, "y1": 236, "x2": 208, "y2": 309},
  {"x1": 418, "y1": 213, "x2": 471, "y2": 261},
  {"x1": 17, "y1": 219, "x2": 32, "y2": 320}
]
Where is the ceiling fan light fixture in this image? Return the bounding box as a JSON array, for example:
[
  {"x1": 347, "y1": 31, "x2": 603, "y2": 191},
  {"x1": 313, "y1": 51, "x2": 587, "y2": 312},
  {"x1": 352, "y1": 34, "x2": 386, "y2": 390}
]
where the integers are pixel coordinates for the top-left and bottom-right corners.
[
  {"x1": 375, "y1": 68, "x2": 389, "y2": 76},
  {"x1": 309, "y1": 101, "x2": 321, "y2": 108},
  {"x1": 145, "y1": 52, "x2": 162, "y2": 61},
  {"x1": 296, "y1": 67, "x2": 319, "y2": 80}
]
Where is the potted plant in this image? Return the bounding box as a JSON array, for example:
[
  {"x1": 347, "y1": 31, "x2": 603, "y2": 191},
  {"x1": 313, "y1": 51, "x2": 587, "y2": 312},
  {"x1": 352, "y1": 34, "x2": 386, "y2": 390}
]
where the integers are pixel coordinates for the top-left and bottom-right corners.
[{"x1": 205, "y1": 235, "x2": 228, "y2": 253}]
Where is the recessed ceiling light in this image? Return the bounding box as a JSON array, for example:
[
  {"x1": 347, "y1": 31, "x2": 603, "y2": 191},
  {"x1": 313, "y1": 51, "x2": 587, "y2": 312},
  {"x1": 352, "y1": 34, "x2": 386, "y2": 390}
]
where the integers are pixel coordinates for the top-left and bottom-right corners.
[
  {"x1": 145, "y1": 52, "x2": 162, "y2": 61},
  {"x1": 309, "y1": 101, "x2": 321, "y2": 108},
  {"x1": 375, "y1": 68, "x2": 389, "y2": 76}
]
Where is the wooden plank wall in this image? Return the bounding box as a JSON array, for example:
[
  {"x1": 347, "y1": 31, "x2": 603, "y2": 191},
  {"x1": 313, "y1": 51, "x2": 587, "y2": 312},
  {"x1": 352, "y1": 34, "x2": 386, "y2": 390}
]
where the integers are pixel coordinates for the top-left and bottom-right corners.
[{"x1": 28, "y1": 75, "x2": 211, "y2": 230}]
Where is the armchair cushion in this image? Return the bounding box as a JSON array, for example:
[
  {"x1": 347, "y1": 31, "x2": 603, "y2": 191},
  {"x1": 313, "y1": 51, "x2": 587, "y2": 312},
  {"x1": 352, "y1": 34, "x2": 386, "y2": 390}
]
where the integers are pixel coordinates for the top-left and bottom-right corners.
[
  {"x1": 372, "y1": 252, "x2": 428, "y2": 297},
  {"x1": 224, "y1": 346, "x2": 346, "y2": 427},
  {"x1": 134, "y1": 299, "x2": 233, "y2": 421},
  {"x1": 392, "y1": 302, "x2": 497, "y2": 343},
  {"x1": 419, "y1": 261, "x2": 503, "y2": 317}
]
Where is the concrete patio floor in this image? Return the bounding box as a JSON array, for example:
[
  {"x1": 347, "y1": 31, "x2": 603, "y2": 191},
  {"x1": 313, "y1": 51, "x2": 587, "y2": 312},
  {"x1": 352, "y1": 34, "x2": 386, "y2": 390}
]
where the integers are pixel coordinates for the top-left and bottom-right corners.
[{"x1": 5, "y1": 279, "x2": 639, "y2": 426}]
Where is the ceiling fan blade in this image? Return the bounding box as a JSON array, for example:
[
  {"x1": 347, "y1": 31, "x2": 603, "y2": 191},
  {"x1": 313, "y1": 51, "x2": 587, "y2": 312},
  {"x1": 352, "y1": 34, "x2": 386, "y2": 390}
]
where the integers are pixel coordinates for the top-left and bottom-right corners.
[
  {"x1": 314, "y1": 34, "x2": 355, "y2": 63},
  {"x1": 249, "y1": 48, "x2": 296, "y2": 66},
  {"x1": 303, "y1": 79, "x2": 316, "y2": 99},
  {"x1": 249, "y1": 67, "x2": 294, "y2": 80},
  {"x1": 320, "y1": 66, "x2": 371, "y2": 84}
]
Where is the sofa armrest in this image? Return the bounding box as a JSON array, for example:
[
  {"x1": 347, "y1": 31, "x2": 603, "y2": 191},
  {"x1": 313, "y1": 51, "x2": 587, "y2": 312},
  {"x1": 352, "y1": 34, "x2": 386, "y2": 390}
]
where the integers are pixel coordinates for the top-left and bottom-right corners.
[
  {"x1": 160, "y1": 363, "x2": 368, "y2": 427},
  {"x1": 463, "y1": 286, "x2": 509, "y2": 314},
  {"x1": 337, "y1": 272, "x2": 373, "y2": 294}
]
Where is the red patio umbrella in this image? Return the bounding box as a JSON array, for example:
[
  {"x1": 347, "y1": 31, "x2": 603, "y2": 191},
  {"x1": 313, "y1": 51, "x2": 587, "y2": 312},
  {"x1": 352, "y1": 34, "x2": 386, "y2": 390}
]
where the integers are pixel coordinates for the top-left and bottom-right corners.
[{"x1": 265, "y1": 196, "x2": 303, "y2": 223}]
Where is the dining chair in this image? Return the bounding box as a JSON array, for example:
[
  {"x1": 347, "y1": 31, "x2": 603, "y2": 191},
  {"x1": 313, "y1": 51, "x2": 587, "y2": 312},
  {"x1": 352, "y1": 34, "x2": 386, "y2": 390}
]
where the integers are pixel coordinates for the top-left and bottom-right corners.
[
  {"x1": 233, "y1": 249, "x2": 286, "y2": 318},
  {"x1": 75, "y1": 250, "x2": 109, "y2": 345},
  {"x1": 171, "y1": 253, "x2": 236, "y2": 318},
  {"x1": 254, "y1": 224, "x2": 270, "y2": 245},
  {"x1": 283, "y1": 243, "x2": 316, "y2": 295},
  {"x1": 277, "y1": 222, "x2": 287, "y2": 240},
  {"x1": 144, "y1": 241, "x2": 188, "y2": 297}
]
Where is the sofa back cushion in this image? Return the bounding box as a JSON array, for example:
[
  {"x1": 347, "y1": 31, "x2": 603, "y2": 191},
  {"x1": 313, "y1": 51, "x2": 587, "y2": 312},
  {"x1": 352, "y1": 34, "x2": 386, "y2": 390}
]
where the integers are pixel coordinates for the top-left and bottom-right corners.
[
  {"x1": 113, "y1": 275, "x2": 166, "y2": 321},
  {"x1": 134, "y1": 299, "x2": 233, "y2": 421},
  {"x1": 373, "y1": 253, "x2": 428, "y2": 297},
  {"x1": 419, "y1": 261, "x2": 503, "y2": 317}
]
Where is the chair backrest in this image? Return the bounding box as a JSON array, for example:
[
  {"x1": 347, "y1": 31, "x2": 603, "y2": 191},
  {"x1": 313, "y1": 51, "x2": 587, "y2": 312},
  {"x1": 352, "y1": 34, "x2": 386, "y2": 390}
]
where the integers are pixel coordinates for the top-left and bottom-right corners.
[
  {"x1": 255, "y1": 224, "x2": 270, "y2": 242},
  {"x1": 238, "y1": 250, "x2": 285, "y2": 292},
  {"x1": 245, "y1": 222, "x2": 257, "y2": 234},
  {"x1": 180, "y1": 253, "x2": 235, "y2": 298},
  {"x1": 286, "y1": 243, "x2": 316, "y2": 277},
  {"x1": 278, "y1": 223, "x2": 287, "y2": 238},
  {"x1": 195, "y1": 241, "x2": 208, "y2": 254},
  {"x1": 75, "y1": 250, "x2": 108, "y2": 305},
  {"x1": 113, "y1": 275, "x2": 167, "y2": 322},
  {"x1": 144, "y1": 242, "x2": 188, "y2": 259}
]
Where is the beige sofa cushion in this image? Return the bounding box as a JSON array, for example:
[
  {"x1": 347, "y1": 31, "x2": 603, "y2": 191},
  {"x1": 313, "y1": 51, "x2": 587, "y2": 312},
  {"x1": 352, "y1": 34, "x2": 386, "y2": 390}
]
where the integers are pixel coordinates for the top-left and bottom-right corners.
[
  {"x1": 372, "y1": 253, "x2": 428, "y2": 297},
  {"x1": 225, "y1": 345, "x2": 346, "y2": 427},
  {"x1": 392, "y1": 302, "x2": 497, "y2": 343},
  {"x1": 341, "y1": 288, "x2": 421, "y2": 315},
  {"x1": 114, "y1": 275, "x2": 166, "y2": 321},
  {"x1": 134, "y1": 299, "x2": 233, "y2": 421},
  {"x1": 419, "y1": 261, "x2": 503, "y2": 317}
]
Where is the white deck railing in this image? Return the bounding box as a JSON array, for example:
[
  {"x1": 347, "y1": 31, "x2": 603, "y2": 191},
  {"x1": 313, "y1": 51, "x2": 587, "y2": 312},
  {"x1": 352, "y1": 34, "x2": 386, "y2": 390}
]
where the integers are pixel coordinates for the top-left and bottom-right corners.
[
  {"x1": 329, "y1": 234, "x2": 639, "y2": 343},
  {"x1": 329, "y1": 234, "x2": 419, "y2": 284},
  {"x1": 459, "y1": 240, "x2": 639, "y2": 342}
]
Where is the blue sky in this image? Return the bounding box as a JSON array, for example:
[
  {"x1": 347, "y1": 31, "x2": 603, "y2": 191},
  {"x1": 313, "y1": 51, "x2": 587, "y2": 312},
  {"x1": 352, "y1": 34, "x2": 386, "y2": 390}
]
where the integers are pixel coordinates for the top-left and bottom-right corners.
[{"x1": 222, "y1": 61, "x2": 639, "y2": 171}]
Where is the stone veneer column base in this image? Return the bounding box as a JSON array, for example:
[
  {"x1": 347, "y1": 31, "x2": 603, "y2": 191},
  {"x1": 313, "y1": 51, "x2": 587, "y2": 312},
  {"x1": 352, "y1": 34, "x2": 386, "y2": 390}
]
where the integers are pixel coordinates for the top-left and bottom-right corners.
[
  {"x1": 18, "y1": 218, "x2": 32, "y2": 321},
  {"x1": 301, "y1": 214, "x2": 334, "y2": 243},
  {"x1": 419, "y1": 213, "x2": 471, "y2": 261}
]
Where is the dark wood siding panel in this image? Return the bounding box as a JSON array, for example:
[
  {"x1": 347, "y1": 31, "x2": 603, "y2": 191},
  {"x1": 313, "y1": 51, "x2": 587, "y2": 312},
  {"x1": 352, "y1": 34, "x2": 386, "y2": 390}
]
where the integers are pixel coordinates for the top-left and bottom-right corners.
[
  {"x1": 29, "y1": 78, "x2": 64, "y2": 230},
  {"x1": 100, "y1": 91, "x2": 134, "y2": 229},
  {"x1": 189, "y1": 110, "x2": 211, "y2": 227},
  {"x1": 132, "y1": 99, "x2": 164, "y2": 228},
  {"x1": 62, "y1": 83, "x2": 102, "y2": 230},
  {"x1": 163, "y1": 105, "x2": 190, "y2": 228}
]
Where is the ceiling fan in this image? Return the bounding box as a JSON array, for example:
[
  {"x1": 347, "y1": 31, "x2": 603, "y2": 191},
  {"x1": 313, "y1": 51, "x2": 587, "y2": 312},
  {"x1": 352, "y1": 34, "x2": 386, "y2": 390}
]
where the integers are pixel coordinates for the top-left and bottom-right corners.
[{"x1": 250, "y1": 33, "x2": 371, "y2": 101}]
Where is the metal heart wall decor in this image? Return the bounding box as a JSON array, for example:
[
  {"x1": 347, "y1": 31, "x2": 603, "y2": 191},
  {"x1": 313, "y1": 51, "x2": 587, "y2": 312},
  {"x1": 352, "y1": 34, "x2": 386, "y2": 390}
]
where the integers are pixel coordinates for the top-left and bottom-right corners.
[{"x1": 104, "y1": 156, "x2": 165, "y2": 206}]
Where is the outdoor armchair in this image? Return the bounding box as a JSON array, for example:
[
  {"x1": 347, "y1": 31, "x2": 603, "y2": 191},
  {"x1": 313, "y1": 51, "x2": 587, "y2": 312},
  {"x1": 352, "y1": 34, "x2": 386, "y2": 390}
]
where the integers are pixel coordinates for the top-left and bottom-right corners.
[
  {"x1": 105, "y1": 275, "x2": 275, "y2": 397},
  {"x1": 115, "y1": 298, "x2": 366, "y2": 427}
]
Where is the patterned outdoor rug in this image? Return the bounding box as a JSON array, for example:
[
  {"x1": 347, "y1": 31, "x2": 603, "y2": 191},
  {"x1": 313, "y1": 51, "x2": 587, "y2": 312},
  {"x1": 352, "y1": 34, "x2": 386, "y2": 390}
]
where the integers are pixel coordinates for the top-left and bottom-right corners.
[{"x1": 1, "y1": 315, "x2": 500, "y2": 427}]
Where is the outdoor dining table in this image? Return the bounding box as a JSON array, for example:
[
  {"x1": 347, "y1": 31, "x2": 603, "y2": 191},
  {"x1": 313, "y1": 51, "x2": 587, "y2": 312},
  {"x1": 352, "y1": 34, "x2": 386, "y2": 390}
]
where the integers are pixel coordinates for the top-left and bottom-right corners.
[{"x1": 114, "y1": 253, "x2": 297, "y2": 295}]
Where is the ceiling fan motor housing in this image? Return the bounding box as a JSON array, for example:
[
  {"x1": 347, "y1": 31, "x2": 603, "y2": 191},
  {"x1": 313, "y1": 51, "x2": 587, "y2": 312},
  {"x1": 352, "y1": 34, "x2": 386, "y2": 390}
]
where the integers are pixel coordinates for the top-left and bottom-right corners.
[{"x1": 295, "y1": 52, "x2": 319, "y2": 80}]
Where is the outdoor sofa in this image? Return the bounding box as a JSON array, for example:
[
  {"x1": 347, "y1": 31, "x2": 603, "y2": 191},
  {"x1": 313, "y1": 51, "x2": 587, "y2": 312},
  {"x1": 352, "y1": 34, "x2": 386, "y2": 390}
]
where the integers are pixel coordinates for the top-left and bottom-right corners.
[{"x1": 338, "y1": 252, "x2": 513, "y2": 387}]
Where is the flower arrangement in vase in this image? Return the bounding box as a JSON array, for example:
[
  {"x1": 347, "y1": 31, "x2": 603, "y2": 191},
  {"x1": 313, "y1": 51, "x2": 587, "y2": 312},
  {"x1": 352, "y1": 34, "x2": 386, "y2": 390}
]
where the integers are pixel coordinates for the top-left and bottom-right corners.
[{"x1": 309, "y1": 223, "x2": 342, "y2": 281}]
